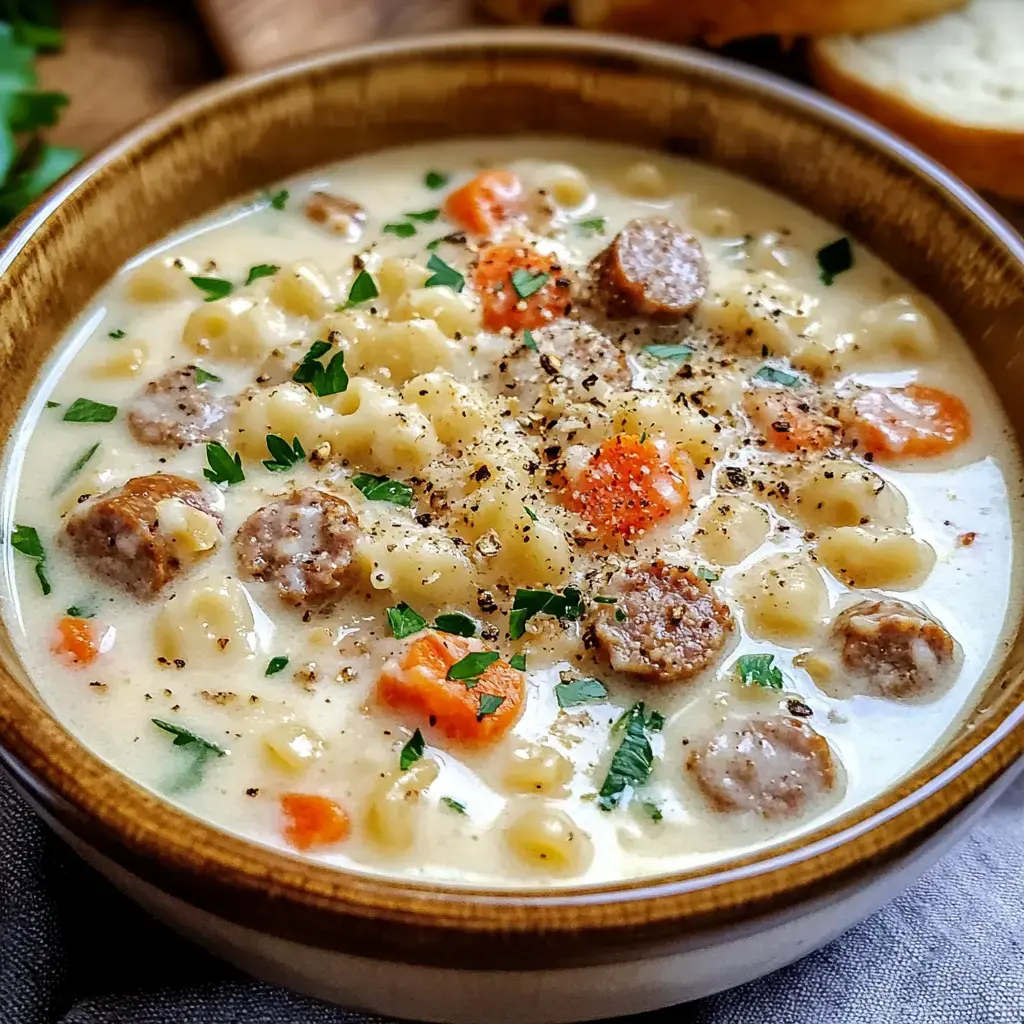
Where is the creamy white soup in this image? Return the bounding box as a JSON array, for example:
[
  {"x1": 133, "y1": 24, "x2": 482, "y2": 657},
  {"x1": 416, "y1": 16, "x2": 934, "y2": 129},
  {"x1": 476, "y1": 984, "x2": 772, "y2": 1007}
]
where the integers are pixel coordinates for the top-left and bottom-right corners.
[{"x1": 1, "y1": 138, "x2": 1018, "y2": 886}]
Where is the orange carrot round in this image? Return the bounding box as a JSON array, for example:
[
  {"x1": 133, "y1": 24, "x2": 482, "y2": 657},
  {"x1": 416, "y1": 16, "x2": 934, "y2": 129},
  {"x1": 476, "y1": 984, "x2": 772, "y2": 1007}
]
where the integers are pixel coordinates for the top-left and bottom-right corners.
[
  {"x1": 473, "y1": 243, "x2": 570, "y2": 332},
  {"x1": 562, "y1": 433, "x2": 692, "y2": 540},
  {"x1": 842, "y1": 383, "x2": 970, "y2": 461},
  {"x1": 52, "y1": 616, "x2": 100, "y2": 665},
  {"x1": 443, "y1": 169, "x2": 523, "y2": 236},
  {"x1": 743, "y1": 389, "x2": 839, "y2": 454},
  {"x1": 377, "y1": 631, "x2": 524, "y2": 745},
  {"x1": 280, "y1": 793, "x2": 350, "y2": 851}
]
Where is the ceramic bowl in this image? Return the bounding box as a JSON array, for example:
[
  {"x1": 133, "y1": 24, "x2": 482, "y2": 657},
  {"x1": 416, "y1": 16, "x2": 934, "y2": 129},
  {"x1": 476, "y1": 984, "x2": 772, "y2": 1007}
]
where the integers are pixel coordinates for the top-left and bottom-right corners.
[{"x1": 1, "y1": 30, "x2": 1023, "y2": 1024}]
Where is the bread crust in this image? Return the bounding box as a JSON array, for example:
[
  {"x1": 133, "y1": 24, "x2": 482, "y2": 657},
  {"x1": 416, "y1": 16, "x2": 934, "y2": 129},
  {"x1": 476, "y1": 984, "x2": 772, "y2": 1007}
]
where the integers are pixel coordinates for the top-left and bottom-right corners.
[
  {"x1": 810, "y1": 40, "x2": 1024, "y2": 199},
  {"x1": 482, "y1": 0, "x2": 966, "y2": 41}
]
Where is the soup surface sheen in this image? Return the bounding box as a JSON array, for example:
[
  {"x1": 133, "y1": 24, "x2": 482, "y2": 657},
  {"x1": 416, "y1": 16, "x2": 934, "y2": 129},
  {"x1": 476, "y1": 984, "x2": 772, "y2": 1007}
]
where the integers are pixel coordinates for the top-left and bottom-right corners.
[{"x1": 3, "y1": 138, "x2": 1019, "y2": 886}]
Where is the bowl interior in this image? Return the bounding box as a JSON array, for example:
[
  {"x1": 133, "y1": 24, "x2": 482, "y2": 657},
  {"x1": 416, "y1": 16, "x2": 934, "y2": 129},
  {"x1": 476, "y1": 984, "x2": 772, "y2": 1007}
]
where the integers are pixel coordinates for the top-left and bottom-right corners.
[{"x1": 0, "y1": 30, "x2": 1022, "y2": 960}]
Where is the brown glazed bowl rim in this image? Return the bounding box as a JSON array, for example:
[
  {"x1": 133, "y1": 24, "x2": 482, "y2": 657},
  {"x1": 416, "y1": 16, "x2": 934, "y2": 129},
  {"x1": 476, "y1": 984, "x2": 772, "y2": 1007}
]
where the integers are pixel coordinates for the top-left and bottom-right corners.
[{"x1": 1, "y1": 29, "x2": 1023, "y2": 947}]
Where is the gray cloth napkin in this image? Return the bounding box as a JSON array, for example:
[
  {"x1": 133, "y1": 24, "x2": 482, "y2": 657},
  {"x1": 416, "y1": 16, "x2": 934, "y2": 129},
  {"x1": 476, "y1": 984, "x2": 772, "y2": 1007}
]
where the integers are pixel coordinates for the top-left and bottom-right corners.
[{"x1": 3, "y1": 771, "x2": 1022, "y2": 1024}]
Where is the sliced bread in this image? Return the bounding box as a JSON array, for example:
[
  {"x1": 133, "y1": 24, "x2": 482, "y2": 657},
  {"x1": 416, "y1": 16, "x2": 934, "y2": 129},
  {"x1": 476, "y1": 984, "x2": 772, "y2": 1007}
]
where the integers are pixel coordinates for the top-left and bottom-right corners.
[
  {"x1": 811, "y1": 0, "x2": 1024, "y2": 197},
  {"x1": 482, "y1": 0, "x2": 967, "y2": 43}
]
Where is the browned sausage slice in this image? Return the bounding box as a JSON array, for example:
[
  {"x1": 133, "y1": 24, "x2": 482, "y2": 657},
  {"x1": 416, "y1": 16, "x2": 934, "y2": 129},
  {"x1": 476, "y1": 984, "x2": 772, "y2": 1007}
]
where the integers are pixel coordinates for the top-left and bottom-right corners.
[
  {"x1": 593, "y1": 562, "x2": 733, "y2": 682},
  {"x1": 127, "y1": 366, "x2": 228, "y2": 448},
  {"x1": 234, "y1": 487, "x2": 361, "y2": 607},
  {"x1": 832, "y1": 599, "x2": 957, "y2": 700},
  {"x1": 304, "y1": 192, "x2": 366, "y2": 241},
  {"x1": 687, "y1": 715, "x2": 836, "y2": 819},
  {"x1": 62, "y1": 474, "x2": 222, "y2": 598},
  {"x1": 589, "y1": 218, "x2": 708, "y2": 322}
]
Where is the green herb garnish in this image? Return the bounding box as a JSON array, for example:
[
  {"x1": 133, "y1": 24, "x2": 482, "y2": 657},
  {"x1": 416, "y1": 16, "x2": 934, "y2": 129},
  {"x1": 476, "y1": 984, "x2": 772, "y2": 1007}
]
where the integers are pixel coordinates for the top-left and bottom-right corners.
[
  {"x1": 522, "y1": 329, "x2": 538, "y2": 352},
  {"x1": 203, "y1": 441, "x2": 244, "y2": 486},
  {"x1": 292, "y1": 339, "x2": 348, "y2": 397},
  {"x1": 434, "y1": 612, "x2": 478, "y2": 637},
  {"x1": 753, "y1": 365, "x2": 801, "y2": 387},
  {"x1": 44, "y1": 400, "x2": 58, "y2": 408},
  {"x1": 107, "y1": 329, "x2": 126, "y2": 339},
  {"x1": 65, "y1": 603, "x2": 94, "y2": 619},
  {"x1": 817, "y1": 236, "x2": 853, "y2": 285},
  {"x1": 193, "y1": 367, "x2": 222, "y2": 385},
  {"x1": 407, "y1": 208, "x2": 441, "y2": 222},
  {"x1": 424, "y1": 170, "x2": 448, "y2": 190},
  {"x1": 696, "y1": 566, "x2": 720, "y2": 583},
  {"x1": 151, "y1": 718, "x2": 227, "y2": 792},
  {"x1": 642, "y1": 801, "x2": 663, "y2": 822},
  {"x1": 597, "y1": 701, "x2": 660, "y2": 811},
  {"x1": 736, "y1": 653, "x2": 784, "y2": 690},
  {"x1": 345, "y1": 269, "x2": 379, "y2": 307},
  {"x1": 10, "y1": 523, "x2": 50, "y2": 595},
  {"x1": 265, "y1": 656, "x2": 289, "y2": 676},
  {"x1": 352, "y1": 472, "x2": 413, "y2": 507},
  {"x1": 555, "y1": 676, "x2": 608, "y2": 709},
  {"x1": 578, "y1": 216, "x2": 606, "y2": 234},
  {"x1": 245, "y1": 263, "x2": 279, "y2": 285},
  {"x1": 383, "y1": 222, "x2": 416, "y2": 238},
  {"x1": 643, "y1": 343, "x2": 693, "y2": 362},
  {"x1": 267, "y1": 189, "x2": 289, "y2": 210},
  {"x1": 523, "y1": 504, "x2": 538, "y2": 521},
  {"x1": 476, "y1": 693, "x2": 505, "y2": 721},
  {"x1": 387, "y1": 602, "x2": 427, "y2": 639},
  {"x1": 440, "y1": 796, "x2": 467, "y2": 814},
  {"x1": 50, "y1": 441, "x2": 99, "y2": 496},
  {"x1": 594, "y1": 596, "x2": 617, "y2": 604},
  {"x1": 508, "y1": 586, "x2": 584, "y2": 640},
  {"x1": 400, "y1": 728, "x2": 425, "y2": 770},
  {"x1": 510, "y1": 267, "x2": 549, "y2": 299},
  {"x1": 424, "y1": 253, "x2": 465, "y2": 292},
  {"x1": 262, "y1": 434, "x2": 305, "y2": 472},
  {"x1": 63, "y1": 398, "x2": 116, "y2": 423},
  {"x1": 509, "y1": 653, "x2": 527, "y2": 672},
  {"x1": 447, "y1": 651, "x2": 499, "y2": 684},
  {"x1": 189, "y1": 276, "x2": 234, "y2": 302}
]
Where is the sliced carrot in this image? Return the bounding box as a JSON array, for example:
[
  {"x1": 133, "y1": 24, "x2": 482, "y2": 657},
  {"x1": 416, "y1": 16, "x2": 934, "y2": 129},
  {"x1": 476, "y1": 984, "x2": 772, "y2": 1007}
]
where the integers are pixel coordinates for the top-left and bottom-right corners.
[
  {"x1": 52, "y1": 616, "x2": 99, "y2": 665},
  {"x1": 443, "y1": 169, "x2": 523, "y2": 237},
  {"x1": 743, "y1": 389, "x2": 840, "y2": 454},
  {"x1": 473, "y1": 243, "x2": 570, "y2": 332},
  {"x1": 842, "y1": 383, "x2": 970, "y2": 461},
  {"x1": 562, "y1": 433, "x2": 692, "y2": 540},
  {"x1": 280, "y1": 793, "x2": 350, "y2": 851},
  {"x1": 378, "y1": 631, "x2": 524, "y2": 745}
]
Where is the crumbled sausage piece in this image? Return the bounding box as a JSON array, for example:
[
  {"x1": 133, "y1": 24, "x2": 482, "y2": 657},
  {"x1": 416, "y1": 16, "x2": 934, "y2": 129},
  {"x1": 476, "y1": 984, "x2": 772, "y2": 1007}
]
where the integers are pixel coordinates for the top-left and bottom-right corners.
[
  {"x1": 593, "y1": 562, "x2": 733, "y2": 681},
  {"x1": 63, "y1": 474, "x2": 222, "y2": 598},
  {"x1": 687, "y1": 715, "x2": 836, "y2": 818},
  {"x1": 126, "y1": 365, "x2": 228, "y2": 448},
  {"x1": 304, "y1": 192, "x2": 366, "y2": 241},
  {"x1": 832, "y1": 599, "x2": 957, "y2": 700},
  {"x1": 589, "y1": 218, "x2": 708, "y2": 322},
  {"x1": 233, "y1": 487, "x2": 360, "y2": 607}
]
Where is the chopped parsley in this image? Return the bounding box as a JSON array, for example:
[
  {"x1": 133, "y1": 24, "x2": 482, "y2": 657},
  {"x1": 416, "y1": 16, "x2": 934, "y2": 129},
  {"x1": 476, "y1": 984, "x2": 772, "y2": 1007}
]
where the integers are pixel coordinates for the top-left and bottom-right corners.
[
  {"x1": 476, "y1": 693, "x2": 505, "y2": 721},
  {"x1": 387, "y1": 602, "x2": 427, "y2": 639},
  {"x1": 643, "y1": 343, "x2": 693, "y2": 362},
  {"x1": 424, "y1": 170, "x2": 448, "y2": 190},
  {"x1": 44, "y1": 401, "x2": 59, "y2": 409},
  {"x1": 555, "y1": 676, "x2": 608, "y2": 709},
  {"x1": 383, "y1": 221, "x2": 417, "y2": 238},
  {"x1": 292, "y1": 339, "x2": 348, "y2": 397},
  {"x1": 510, "y1": 267, "x2": 549, "y2": 299},
  {"x1": 267, "y1": 189, "x2": 289, "y2": 210},
  {"x1": 351, "y1": 472, "x2": 413, "y2": 506},
  {"x1": 344, "y1": 269, "x2": 379, "y2": 307},
  {"x1": 400, "y1": 728, "x2": 425, "y2": 770},
  {"x1": 107, "y1": 329, "x2": 126, "y2": 339},
  {"x1": 406, "y1": 208, "x2": 441, "y2": 222},
  {"x1": 265, "y1": 656, "x2": 289, "y2": 676},
  {"x1": 817, "y1": 236, "x2": 853, "y2": 285},
  {"x1": 203, "y1": 441, "x2": 244, "y2": 486},
  {"x1": 10, "y1": 524, "x2": 50, "y2": 595},
  {"x1": 151, "y1": 718, "x2": 227, "y2": 792},
  {"x1": 51, "y1": 441, "x2": 99, "y2": 496},
  {"x1": 594, "y1": 596, "x2": 617, "y2": 604},
  {"x1": 736, "y1": 653, "x2": 784, "y2": 690},
  {"x1": 424, "y1": 253, "x2": 465, "y2": 292},
  {"x1": 262, "y1": 434, "x2": 305, "y2": 472},
  {"x1": 523, "y1": 504, "x2": 538, "y2": 521},
  {"x1": 695, "y1": 565, "x2": 720, "y2": 583},
  {"x1": 434, "y1": 612, "x2": 478, "y2": 637},
  {"x1": 65, "y1": 603, "x2": 95, "y2": 619},
  {"x1": 642, "y1": 801, "x2": 663, "y2": 822},
  {"x1": 509, "y1": 586, "x2": 584, "y2": 639},
  {"x1": 598, "y1": 701, "x2": 660, "y2": 811},
  {"x1": 508, "y1": 653, "x2": 527, "y2": 672},
  {"x1": 753, "y1": 365, "x2": 801, "y2": 387},
  {"x1": 447, "y1": 651, "x2": 499, "y2": 684},
  {"x1": 245, "y1": 263, "x2": 279, "y2": 285},
  {"x1": 425, "y1": 237, "x2": 445, "y2": 251},
  {"x1": 193, "y1": 367, "x2": 222, "y2": 385},
  {"x1": 189, "y1": 276, "x2": 234, "y2": 302},
  {"x1": 522, "y1": 329, "x2": 538, "y2": 352},
  {"x1": 440, "y1": 796, "x2": 467, "y2": 814},
  {"x1": 63, "y1": 398, "x2": 116, "y2": 423},
  {"x1": 578, "y1": 216, "x2": 606, "y2": 234}
]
